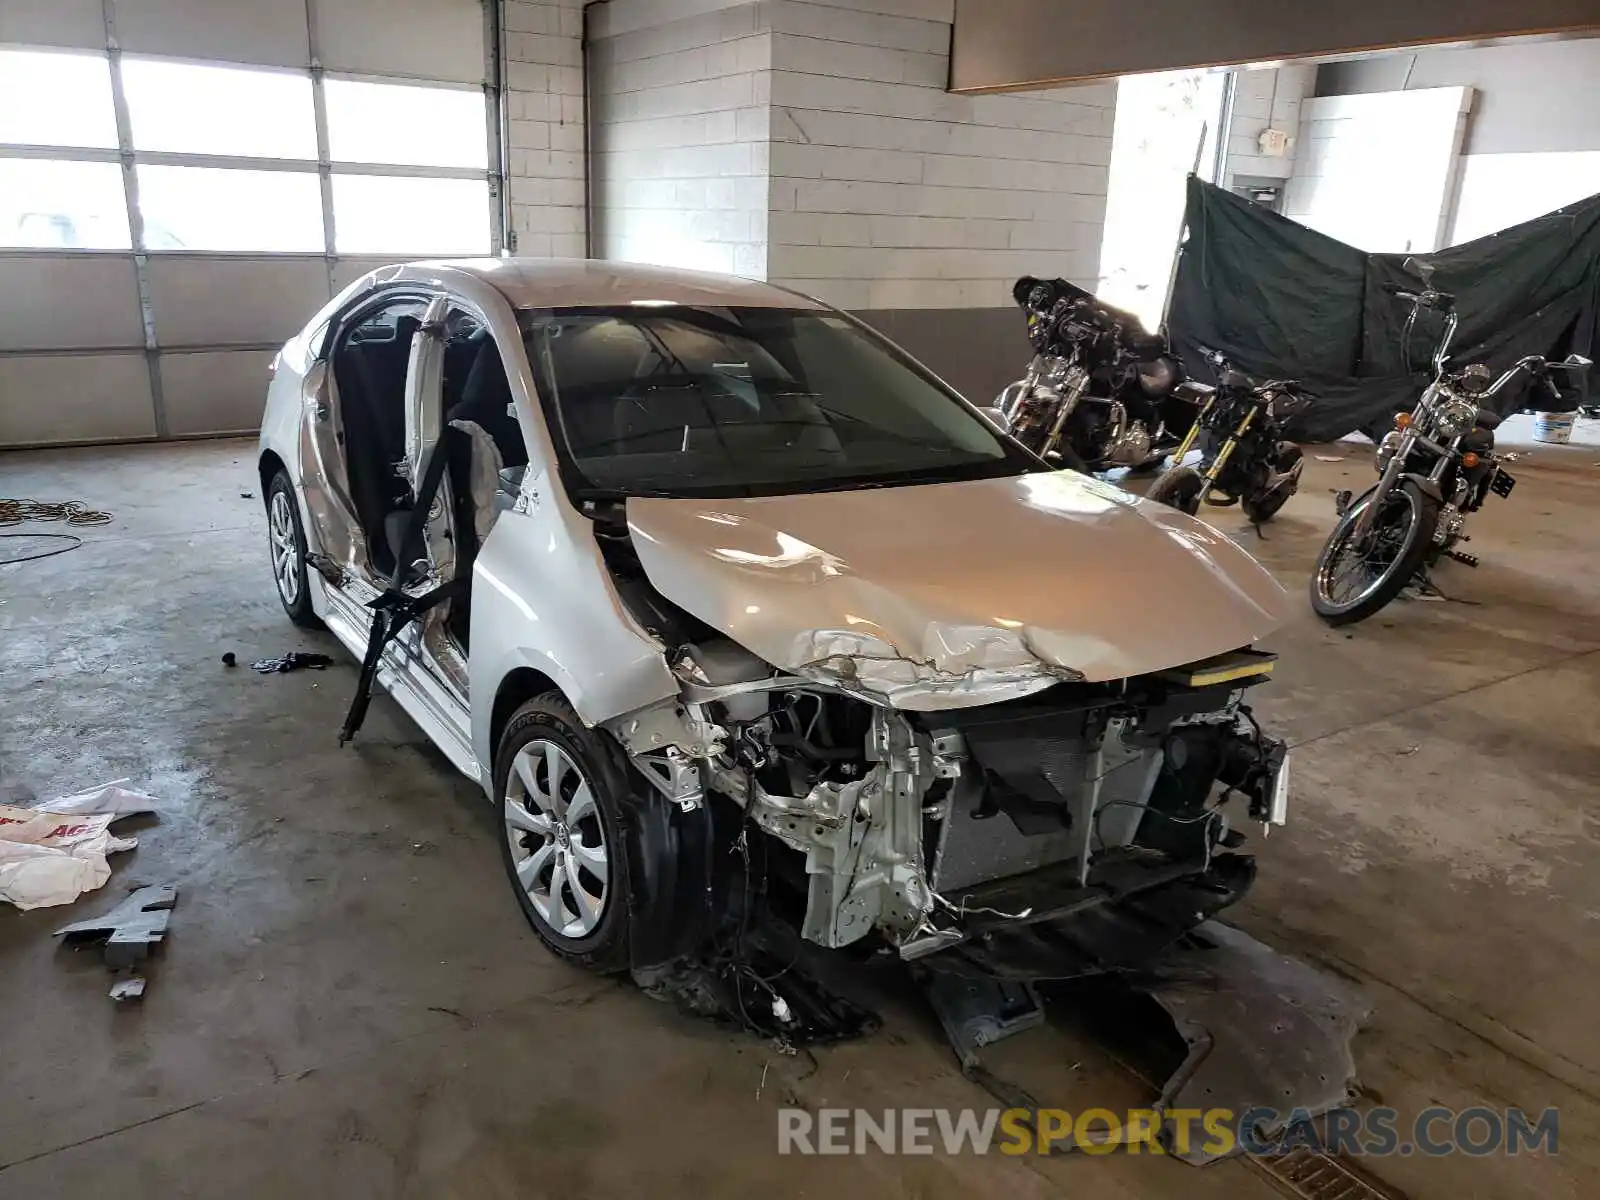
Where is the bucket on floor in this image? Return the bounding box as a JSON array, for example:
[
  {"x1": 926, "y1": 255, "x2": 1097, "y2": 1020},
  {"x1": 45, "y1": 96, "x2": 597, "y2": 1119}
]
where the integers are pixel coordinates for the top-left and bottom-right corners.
[{"x1": 1533, "y1": 411, "x2": 1575, "y2": 444}]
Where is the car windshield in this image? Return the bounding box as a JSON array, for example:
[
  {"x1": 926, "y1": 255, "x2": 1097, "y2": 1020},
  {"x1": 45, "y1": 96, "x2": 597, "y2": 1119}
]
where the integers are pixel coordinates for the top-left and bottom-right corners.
[{"x1": 520, "y1": 305, "x2": 1035, "y2": 498}]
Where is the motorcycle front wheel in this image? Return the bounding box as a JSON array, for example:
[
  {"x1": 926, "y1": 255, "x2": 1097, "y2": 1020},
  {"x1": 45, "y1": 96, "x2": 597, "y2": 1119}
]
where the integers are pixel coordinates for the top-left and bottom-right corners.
[
  {"x1": 1310, "y1": 479, "x2": 1439, "y2": 625},
  {"x1": 1146, "y1": 465, "x2": 1205, "y2": 515},
  {"x1": 1242, "y1": 486, "x2": 1292, "y2": 524}
]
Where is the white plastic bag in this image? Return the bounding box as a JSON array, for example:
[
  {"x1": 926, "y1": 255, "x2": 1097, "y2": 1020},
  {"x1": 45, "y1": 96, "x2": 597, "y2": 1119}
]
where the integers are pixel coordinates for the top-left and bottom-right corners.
[
  {"x1": 0, "y1": 781, "x2": 154, "y2": 910},
  {"x1": 37, "y1": 779, "x2": 158, "y2": 817}
]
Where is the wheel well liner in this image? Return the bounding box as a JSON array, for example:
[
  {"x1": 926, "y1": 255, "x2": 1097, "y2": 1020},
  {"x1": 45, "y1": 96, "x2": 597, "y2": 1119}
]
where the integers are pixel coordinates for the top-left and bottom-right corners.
[{"x1": 259, "y1": 449, "x2": 287, "y2": 504}]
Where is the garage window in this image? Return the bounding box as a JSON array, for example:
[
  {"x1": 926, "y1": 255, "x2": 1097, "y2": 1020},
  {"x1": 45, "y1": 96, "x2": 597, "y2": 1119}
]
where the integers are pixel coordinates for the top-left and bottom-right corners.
[
  {"x1": 136, "y1": 166, "x2": 325, "y2": 252},
  {"x1": 332, "y1": 175, "x2": 490, "y2": 255},
  {"x1": 0, "y1": 159, "x2": 130, "y2": 250},
  {"x1": 325, "y1": 79, "x2": 488, "y2": 170},
  {"x1": 122, "y1": 59, "x2": 318, "y2": 160},
  {"x1": 0, "y1": 48, "x2": 126, "y2": 250},
  {"x1": 0, "y1": 49, "x2": 118, "y2": 149},
  {"x1": 0, "y1": 46, "x2": 497, "y2": 259}
]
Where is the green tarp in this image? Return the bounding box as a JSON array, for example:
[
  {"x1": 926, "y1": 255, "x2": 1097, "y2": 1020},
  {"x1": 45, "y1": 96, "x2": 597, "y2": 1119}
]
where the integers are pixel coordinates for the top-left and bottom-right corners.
[{"x1": 1168, "y1": 178, "x2": 1600, "y2": 441}]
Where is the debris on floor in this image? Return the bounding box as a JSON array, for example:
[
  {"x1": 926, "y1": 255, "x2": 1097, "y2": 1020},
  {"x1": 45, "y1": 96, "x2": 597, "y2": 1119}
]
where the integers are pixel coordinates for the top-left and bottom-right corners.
[
  {"x1": 635, "y1": 948, "x2": 879, "y2": 1049},
  {"x1": 251, "y1": 650, "x2": 333, "y2": 674},
  {"x1": 1314, "y1": 455, "x2": 1344, "y2": 462},
  {"x1": 0, "y1": 781, "x2": 158, "y2": 910},
  {"x1": 56, "y1": 884, "x2": 176, "y2": 964},
  {"x1": 109, "y1": 974, "x2": 147, "y2": 1003},
  {"x1": 56, "y1": 885, "x2": 177, "y2": 999},
  {"x1": 914, "y1": 922, "x2": 1370, "y2": 1165},
  {"x1": 222, "y1": 651, "x2": 237, "y2": 667},
  {"x1": 633, "y1": 878, "x2": 880, "y2": 1049},
  {"x1": 1140, "y1": 922, "x2": 1370, "y2": 1164}
]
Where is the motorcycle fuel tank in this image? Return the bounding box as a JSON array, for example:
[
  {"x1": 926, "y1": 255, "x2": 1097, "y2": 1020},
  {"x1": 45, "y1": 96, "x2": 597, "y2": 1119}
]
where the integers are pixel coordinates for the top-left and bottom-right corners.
[{"x1": 626, "y1": 470, "x2": 1291, "y2": 710}]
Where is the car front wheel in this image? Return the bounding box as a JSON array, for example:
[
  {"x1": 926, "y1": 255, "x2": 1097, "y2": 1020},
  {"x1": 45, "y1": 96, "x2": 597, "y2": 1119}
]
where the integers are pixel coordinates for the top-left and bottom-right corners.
[
  {"x1": 495, "y1": 693, "x2": 633, "y2": 973},
  {"x1": 266, "y1": 469, "x2": 320, "y2": 628}
]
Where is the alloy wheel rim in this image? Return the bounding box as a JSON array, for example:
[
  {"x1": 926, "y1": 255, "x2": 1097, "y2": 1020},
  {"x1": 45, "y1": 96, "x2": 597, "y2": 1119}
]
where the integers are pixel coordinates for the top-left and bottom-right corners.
[
  {"x1": 269, "y1": 491, "x2": 300, "y2": 605},
  {"x1": 504, "y1": 738, "x2": 609, "y2": 938}
]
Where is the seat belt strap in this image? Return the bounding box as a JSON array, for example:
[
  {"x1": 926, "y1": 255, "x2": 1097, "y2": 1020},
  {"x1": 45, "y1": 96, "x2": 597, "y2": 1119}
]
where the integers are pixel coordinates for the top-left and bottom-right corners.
[{"x1": 337, "y1": 431, "x2": 460, "y2": 746}]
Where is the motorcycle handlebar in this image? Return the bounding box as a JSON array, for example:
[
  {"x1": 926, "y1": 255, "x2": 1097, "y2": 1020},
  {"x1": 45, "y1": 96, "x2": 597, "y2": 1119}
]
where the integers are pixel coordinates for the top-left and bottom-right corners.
[{"x1": 1383, "y1": 282, "x2": 1456, "y2": 312}]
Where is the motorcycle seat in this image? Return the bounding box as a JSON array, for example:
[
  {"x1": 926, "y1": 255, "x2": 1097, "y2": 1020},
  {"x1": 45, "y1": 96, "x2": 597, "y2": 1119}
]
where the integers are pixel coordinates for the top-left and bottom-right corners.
[{"x1": 1475, "y1": 408, "x2": 1503, "y2": 430}]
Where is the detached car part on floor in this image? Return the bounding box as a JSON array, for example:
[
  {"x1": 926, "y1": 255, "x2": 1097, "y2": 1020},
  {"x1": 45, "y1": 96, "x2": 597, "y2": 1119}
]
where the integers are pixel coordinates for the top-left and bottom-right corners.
[{"x1": 257, "y1": 260, "x2": 1324, "y2": 1143}]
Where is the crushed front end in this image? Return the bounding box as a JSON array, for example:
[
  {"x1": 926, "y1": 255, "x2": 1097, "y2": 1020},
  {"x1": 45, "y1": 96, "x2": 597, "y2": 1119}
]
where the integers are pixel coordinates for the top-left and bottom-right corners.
[{"x1": 609, "y1": 642, "x2": 1288, "y2": 977}]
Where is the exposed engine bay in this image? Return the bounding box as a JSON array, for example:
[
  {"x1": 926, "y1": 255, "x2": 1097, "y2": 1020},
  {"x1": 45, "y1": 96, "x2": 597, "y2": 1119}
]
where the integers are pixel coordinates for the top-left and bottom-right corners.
[
  {"x1": 589, "y1": 492, "x2": 1290, "y2": 971},
  {"x1": 619, "y1": 645, "x2": 1285, "y2": 964}
]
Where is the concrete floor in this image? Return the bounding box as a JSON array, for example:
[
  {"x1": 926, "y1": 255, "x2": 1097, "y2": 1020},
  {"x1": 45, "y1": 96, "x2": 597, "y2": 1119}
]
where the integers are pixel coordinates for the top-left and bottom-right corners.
[{"x1": 2, "y1": 431, "x2": 1599, "y2": 1199}]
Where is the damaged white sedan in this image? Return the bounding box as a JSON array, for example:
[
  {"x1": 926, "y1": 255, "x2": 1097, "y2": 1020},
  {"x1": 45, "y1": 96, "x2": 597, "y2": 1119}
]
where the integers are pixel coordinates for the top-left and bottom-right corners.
[{"x1": 258, "y1": 259, "x2": 1292, "y2": 993}]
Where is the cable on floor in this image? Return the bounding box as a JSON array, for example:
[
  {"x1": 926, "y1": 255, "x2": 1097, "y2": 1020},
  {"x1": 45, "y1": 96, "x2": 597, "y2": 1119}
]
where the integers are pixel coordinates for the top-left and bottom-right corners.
[
  {"x1": 0, "y1": 497, "x2": 113, "y2": 565},
  {"x1": 0, "y1": 498, "x2": 114, "y2": 527},
  {"x1": 0, "y1": 533, "x2": 84, "y2": 565}
]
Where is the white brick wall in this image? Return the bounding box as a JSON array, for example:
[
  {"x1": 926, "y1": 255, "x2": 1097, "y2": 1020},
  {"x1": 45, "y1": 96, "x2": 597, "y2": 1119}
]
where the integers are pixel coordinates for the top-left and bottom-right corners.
[
  {"x1": 502, "y1": 0, "x2": 586, "y2": 256},
  {"x1": 590, "y1": 0, "x2": 772, "y2": 276},
  {"x1": 1223, "y1": 64, "x2": 1315, "y2": 185},
  {"x1": 763, "y1": 0, "x2": 1115, "y2": 310},
  {"x1": 574, "y1": 0, "x2": 1114, "y2": 313}
]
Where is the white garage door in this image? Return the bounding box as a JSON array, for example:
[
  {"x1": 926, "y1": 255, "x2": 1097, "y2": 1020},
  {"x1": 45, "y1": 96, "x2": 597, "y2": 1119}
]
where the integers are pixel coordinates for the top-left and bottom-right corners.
[{"x1": 0, "y1": 0, "x2": 501, "y2": 446}]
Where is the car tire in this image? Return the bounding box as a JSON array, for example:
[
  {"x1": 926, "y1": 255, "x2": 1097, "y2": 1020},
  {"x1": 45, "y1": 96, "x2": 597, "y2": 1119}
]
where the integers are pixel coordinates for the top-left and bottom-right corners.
[
  {"x1": 266, "y1": 469, "x2": 321, "y2": 629},
  {"x1": 494, "y1": 692, "x2": 633, "y2": 974}
]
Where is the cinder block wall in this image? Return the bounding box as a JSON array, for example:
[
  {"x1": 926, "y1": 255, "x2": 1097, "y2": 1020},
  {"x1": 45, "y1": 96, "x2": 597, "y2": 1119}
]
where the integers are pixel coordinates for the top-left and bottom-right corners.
[
  {"x1": 1222, "y1": 64, "x2": 1314, "y2": 186},
  {"x1": 757, "y1": 0, "x2": 1114, "y2": 400},
  {"x1": 589, "y1": 1, "x2": 773, "y2": 276},
  {"x1": 502, "y1": 0, "x2": 588, "y2": 256},
  {"x1": 763, "y1": 1, "x2": 1113, "y2": 312}
]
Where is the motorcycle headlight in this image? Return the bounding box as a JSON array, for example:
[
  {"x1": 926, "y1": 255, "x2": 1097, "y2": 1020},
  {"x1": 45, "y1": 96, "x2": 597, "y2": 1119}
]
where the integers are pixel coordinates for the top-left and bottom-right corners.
[
  {"x1": 1433, "y1": 393, "x2": 1479, "y2": 439},
  {"x1": 1375, "y1": 430, "x2": 1404, "y2": 474},
  {"x1": 1457, "y1": 363, "x2": 1492, "y2": 395}
]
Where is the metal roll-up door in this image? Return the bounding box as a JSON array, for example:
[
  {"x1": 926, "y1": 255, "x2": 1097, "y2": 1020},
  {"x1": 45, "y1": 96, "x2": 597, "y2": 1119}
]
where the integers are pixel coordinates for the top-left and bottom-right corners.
[
  {"x1": 0, "y1": 0, "x2": 499, "y2": 448},
  {"x1": 317, "y1": 0, "x2": 487, "y2": 84}
]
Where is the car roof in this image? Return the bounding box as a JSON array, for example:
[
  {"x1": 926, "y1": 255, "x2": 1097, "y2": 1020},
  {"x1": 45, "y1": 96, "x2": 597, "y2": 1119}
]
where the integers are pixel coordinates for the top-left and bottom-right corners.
[{"x1": 391, "y1": 257, "x2": 827, "y2": 312}]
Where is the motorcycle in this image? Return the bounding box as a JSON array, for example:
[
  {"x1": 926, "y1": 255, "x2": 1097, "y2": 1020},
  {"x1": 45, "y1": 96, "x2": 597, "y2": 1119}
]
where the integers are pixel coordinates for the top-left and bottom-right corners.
[
  {"x1": 996, "y1": 276, "x2": 1193, "y2": 473},
  {"x1": 1310, "y1": 281, "x2": 1592, "y2": 625},
  {"x1": 1146, "y1": 346, "x2": 1310, "y2": 524}
]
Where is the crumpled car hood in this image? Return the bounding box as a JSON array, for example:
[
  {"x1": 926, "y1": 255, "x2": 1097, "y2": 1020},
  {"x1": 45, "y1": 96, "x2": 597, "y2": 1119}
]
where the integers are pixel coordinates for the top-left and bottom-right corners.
[{"x1": 626, "y1": 471, "x2": 1291, "y2": 710}]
